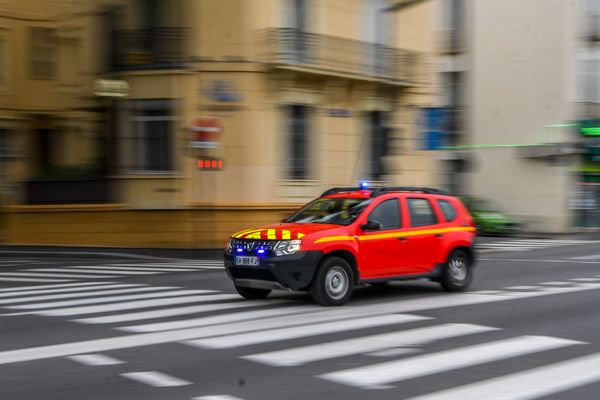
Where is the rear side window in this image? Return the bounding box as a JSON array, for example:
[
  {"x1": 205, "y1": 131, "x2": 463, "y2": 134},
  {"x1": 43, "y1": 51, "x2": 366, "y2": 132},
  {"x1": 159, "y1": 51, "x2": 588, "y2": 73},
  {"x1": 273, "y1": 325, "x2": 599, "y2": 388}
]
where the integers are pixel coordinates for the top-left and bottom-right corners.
[
  {"x1": 438, "y1": 199, "x2": 457, "y2": 222},
  {"x1": 368, "y1": 199, "x2": 401, "y2": 230},
  {"x1": 407, "y1": 198, "x2": 438, "y2": 227}
]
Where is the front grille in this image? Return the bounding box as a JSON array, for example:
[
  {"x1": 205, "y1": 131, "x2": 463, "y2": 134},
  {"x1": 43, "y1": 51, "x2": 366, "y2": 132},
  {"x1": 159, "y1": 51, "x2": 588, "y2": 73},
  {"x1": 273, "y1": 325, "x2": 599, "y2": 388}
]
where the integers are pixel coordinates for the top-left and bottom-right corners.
[{"x1": 231, "y1": 239, "x2": 280, "y2": 257}]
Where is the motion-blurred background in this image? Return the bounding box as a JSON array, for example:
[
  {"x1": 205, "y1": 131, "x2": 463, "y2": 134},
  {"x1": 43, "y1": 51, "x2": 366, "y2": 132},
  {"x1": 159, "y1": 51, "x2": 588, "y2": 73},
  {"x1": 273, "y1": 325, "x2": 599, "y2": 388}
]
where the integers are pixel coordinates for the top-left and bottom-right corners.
[{"x1": 0, "y1": 0, "x2": 599, "y2": 248}]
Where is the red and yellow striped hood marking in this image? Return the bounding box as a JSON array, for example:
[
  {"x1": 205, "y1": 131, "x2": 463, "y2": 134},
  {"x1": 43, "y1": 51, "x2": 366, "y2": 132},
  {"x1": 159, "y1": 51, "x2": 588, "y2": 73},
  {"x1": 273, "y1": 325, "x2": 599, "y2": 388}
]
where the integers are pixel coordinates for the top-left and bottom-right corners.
[{"x1": 233, "y1": 229, "x2": 305, "y2": 240}]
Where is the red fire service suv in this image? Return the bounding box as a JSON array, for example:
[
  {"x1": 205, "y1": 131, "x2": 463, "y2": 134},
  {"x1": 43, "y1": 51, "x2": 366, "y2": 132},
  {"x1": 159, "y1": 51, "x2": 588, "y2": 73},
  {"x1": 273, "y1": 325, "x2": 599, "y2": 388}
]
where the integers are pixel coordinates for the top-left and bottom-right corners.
[{"x1": 224, "y1": 185, "x2": 477, "y2": 306}]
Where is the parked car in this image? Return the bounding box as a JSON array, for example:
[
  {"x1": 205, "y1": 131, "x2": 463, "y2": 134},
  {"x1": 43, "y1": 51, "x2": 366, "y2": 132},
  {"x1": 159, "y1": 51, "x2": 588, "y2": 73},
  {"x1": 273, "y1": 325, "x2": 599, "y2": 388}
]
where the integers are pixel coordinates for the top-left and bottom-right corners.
[
  {"x1": 223, "y1": 185, "x2": 477, "y2": 306},
  {"x1": 460, "y1": 196, "x2": 522, "y2": 236}
]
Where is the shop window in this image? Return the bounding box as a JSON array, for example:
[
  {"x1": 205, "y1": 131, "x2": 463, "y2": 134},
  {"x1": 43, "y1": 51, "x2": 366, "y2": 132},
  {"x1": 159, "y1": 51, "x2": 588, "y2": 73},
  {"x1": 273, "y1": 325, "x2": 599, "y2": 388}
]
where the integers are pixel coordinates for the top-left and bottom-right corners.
[
  {"x1": 127, "y1": 100, "x2": 175, "y2": 172},
  {"x1": 30, "y1": 27, "x2": 57, "y2": 79}
]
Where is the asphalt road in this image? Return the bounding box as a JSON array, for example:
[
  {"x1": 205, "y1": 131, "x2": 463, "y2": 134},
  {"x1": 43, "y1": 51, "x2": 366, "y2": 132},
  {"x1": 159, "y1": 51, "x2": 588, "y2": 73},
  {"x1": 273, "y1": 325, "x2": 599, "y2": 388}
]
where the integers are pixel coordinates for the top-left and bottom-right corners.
[{"x1": 1, "y1": 237, "x2": 600, "y2": 400}]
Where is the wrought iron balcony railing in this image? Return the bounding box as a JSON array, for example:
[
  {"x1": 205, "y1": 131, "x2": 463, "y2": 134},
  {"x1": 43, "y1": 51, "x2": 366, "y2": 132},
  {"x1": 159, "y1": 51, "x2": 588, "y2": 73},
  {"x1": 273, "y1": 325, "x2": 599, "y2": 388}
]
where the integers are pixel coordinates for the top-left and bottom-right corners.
[
  {"x1": 264, "y1": 28, "x2": 424, "y2": 84},
  {"x1": 110, "y1": 27, "x2": 186, "y2": 71}
]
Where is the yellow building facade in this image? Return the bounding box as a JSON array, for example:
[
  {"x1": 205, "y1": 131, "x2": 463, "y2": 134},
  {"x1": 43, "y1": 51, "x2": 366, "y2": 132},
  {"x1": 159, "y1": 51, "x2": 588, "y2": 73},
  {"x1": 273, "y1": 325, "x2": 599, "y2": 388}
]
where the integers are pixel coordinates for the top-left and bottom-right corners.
[{"x1": 2, "y1": 0, "x2": 441, "y2": 248}]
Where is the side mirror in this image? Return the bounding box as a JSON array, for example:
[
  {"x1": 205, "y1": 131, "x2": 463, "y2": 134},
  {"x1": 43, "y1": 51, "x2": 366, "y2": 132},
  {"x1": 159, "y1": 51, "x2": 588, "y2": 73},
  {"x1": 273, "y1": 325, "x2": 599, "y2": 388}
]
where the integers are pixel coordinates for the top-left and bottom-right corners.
[{"x1": 360, "y1": 220, "x2": 382, "y2": 231}]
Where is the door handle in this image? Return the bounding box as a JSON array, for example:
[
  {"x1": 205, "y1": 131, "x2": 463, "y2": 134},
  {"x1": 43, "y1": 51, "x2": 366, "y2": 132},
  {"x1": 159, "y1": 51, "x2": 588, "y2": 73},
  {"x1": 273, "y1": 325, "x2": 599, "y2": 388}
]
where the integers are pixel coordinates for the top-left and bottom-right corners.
[
  {"x1": 397, "y1": 236, "x2": 408, "y2": 241},
  {"x1": 435, "y1": 233, "x2": 443, "y2": 238}
]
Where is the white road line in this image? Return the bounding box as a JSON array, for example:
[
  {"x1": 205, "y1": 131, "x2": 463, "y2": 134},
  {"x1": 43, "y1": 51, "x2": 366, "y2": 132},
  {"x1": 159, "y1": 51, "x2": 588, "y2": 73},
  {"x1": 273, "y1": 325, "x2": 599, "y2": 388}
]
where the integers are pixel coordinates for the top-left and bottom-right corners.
[
  {"x1": 468, "y1": 290, "x2": 507, "y2": 295},
  {"x1": 0, "y1": 272, "x2": 119, "y2": 279},
  {"x1": 8, "y1": 289, "x2": 213, "y2": 310},
  {"x1": 319, "y1": 336, "x2": 584, "y2": 389},
  {"x1": 569, "y1": 254, "x2": 600, "y2": 260},
  {"x1": 67, "y1": 354, "x2": 124, "y2": 366},
  {"x1": 0, "y1": 282, "x2": 109, "y2": 293},
  {"x1": 481, "y1": 258, "x2": 600, "y2": 264},
  {"x1": 0, "y1": 286, "x2": 178, "y2": 304},
  {"x1": 119, "y1": 305, "x2": 344, "y2": 333},
  {"x1": 193, "y1": 396, "x2": 245, "y2": 400},
  {"x1": 0, "y1": 284, "x2": 140, "y2": 298},
  {"x1": 0, "y1": 277, "x2": 75, "y2": 283},
  {"x1": 121, "y1": 371, "x2": 191, "y2": 387},
  {"x1": 243, "y1": 323, "x2": 499, "y2": 367},
  {"x1": 70, "y1": 265, "x2": 198, "y2": 273},
  {"x1": 539, "y1": 282, "x2": 573, "y2": 286},
  {"x1": 504, "y1": 286, "x2": 541, "y2": 290},
  {"x1": 186, "y1": 314, "x2": 429, "y2": 349},
  {"x1": 406, "y1": 352, "x2": 600, "y2": 400},
  {"x1": 74, "y1": 300, "x2": 288, "y2": 324},
  {"x1": 569, "y1": 277, "x2": 600, "y2": 282},
  {"x1": 30, "y1": 268, "x2": 163, "y2": 276},
  {"x1": 37, "y1": 294, "x2": 241, "y2": 316},
  {"x1": 0, "y1": 285, "x2": 598, "y2": 366},
  {"x1": 108, "y1": 264, "x2": 207, "y2": 271}
]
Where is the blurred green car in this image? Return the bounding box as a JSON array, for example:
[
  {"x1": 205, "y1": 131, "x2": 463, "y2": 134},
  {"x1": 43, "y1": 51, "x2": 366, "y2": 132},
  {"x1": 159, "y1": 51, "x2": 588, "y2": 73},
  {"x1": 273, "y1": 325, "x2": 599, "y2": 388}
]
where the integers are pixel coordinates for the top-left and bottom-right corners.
[{"x1": 460, "y1": 196, "x2": 522, "y2": 236}]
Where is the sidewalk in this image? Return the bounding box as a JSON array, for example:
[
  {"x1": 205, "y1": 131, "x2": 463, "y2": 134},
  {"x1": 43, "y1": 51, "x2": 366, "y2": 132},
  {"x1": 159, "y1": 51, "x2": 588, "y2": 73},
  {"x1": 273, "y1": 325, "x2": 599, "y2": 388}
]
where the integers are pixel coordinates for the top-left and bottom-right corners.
[{"x1": 0, "y1": 245, "x2": 224, "y2": 261}]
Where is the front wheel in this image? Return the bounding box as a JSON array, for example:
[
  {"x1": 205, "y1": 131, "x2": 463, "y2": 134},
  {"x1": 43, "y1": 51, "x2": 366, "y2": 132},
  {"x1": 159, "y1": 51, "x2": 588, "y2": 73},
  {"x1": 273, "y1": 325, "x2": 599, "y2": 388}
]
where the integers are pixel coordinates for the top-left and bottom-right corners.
[
  {"x1": 234, "y1": 285, "x2": 271, "y2": 300},
  {"x1": 310, "y1": 256, "x2": 354, "y2": 306},
  {"x1": 440, "y1": 250, "x2": 473, "y2": 292}
]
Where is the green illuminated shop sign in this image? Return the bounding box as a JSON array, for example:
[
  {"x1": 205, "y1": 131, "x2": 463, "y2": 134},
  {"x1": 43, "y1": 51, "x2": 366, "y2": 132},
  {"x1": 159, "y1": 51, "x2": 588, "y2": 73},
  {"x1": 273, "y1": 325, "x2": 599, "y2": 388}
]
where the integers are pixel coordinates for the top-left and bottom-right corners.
[{"x1": 580, "y1": 119, "x2": 600, "y2": 136}]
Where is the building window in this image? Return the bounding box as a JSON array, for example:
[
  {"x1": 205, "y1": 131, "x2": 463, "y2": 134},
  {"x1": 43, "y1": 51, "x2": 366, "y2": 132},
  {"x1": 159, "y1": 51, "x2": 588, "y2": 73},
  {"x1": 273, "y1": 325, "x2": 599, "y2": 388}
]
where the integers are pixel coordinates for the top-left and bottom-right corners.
[
  {"x1": 29, "y1": 27, "x2": 57, "y2": 79},
  {"x1": 128, "y1": 100, "x2": 175, "y2": 172},
  {"x1": 0, "y1": 128, "x2": 15, "y2": 161},
  {"x1": 579, "y1": 59, "x2": 600, "y2": 103},
  {"x1": 285, "y1": 105, "x2": 310, "y2": 180},
  {"x1": 367, "y1": 111, "x2": 389, "y2": 181}
]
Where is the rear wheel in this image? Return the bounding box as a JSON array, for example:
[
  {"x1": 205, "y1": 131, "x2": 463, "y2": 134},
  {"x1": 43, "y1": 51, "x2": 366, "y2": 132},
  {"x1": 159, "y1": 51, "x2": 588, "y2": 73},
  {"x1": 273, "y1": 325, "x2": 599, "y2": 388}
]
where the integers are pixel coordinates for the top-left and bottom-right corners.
[
  {"x1": 440, "y1": 250, "x2": 473, "y2": 292},
  {"x1": 234, "y1": 285, "x2": 271, "y2": 300},
  {"x1": 310, "y1": 256, "x2": 354, "y2": 306}
]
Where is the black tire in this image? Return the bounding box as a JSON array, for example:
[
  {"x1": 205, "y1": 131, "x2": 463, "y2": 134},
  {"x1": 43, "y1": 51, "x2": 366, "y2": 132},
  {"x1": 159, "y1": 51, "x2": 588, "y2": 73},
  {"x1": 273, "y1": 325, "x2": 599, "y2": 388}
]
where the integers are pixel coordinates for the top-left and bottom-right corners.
[
  {"x1": 234, "y1": 285, "x2": 271, "y2": 300},
  {"x1": 440, "y1": 250, "x2": 473, "y2": 292},
  {"x1": 310, "y1": 256, "x2": 354, "y2": 306}
]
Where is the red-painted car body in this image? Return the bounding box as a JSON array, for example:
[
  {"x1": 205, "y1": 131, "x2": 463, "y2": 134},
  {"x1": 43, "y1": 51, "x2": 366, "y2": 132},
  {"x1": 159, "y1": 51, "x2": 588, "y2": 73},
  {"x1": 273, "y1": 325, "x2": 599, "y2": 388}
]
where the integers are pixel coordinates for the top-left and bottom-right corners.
[{"x1": 224, "y1": 187, "x2": 476, "y2": 304}]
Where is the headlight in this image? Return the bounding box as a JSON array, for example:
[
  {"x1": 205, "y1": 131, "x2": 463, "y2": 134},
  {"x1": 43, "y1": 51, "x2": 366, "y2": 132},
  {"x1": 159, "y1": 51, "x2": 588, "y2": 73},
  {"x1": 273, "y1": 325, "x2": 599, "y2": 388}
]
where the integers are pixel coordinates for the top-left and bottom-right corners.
[
  {"x1": 225, "y1": 238, "x2": 233, "y2": 254},
  {"x1": 273, "y1": 239, "x2": 302, "y2": 256}
]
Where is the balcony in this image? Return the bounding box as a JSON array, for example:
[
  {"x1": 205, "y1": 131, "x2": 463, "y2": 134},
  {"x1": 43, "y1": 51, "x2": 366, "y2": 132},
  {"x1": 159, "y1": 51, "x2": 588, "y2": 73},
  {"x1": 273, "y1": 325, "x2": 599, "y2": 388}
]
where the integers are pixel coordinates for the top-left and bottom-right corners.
[
  {"x1": 263, "y1": 28, "x2": 424, "y2": 85},
  {"x1": 110, "y1": 27, "x2": 187, "y2": 71}
]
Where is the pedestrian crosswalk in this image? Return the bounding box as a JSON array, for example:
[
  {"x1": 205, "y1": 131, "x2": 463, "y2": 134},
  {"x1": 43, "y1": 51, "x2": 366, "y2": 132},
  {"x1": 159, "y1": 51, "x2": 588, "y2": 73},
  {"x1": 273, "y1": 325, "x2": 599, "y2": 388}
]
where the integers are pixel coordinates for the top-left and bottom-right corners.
[
  {"x1": 0, "y1": 260, "x2": 224, "y2": 283},
  {"x1": 477, "y1": 239, "x2": 598, "y2": 253},
  {"x1": 1, "y1": 278, "x2": 600, "y2": 399}
]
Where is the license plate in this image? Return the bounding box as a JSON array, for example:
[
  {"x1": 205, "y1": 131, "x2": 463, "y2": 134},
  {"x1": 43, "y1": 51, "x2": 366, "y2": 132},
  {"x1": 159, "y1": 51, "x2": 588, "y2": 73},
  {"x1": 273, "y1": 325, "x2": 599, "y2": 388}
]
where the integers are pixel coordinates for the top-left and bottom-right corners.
[{"x1": 234, "y1": 256, "x2": 259, "y2": 266}]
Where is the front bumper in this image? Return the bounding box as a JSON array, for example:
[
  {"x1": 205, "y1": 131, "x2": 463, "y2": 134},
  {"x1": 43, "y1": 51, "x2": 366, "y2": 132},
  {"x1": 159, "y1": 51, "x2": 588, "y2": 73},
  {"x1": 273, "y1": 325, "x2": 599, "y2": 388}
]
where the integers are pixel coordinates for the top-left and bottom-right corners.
[{"x1": 224, "y1": 250, "x2": 324, "y2": 291}]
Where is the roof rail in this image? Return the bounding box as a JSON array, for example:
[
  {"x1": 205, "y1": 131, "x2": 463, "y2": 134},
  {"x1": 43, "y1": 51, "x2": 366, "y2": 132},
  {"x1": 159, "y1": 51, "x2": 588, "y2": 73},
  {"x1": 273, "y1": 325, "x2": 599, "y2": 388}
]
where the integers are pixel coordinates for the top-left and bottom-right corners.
[
  {"x1": 370, "y1": 187, "x2": 448, "y2": 197},
  {"x1": 320, "y1": 187, "x2": 364, "y2": 197}
]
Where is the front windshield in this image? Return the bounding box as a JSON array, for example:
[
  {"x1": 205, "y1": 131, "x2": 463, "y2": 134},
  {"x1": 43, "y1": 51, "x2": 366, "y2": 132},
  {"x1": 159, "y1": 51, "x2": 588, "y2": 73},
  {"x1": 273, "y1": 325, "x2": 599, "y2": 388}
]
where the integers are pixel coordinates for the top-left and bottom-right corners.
[{"x1": 287, "y1": 197, "x2": 372, "y2": 225}]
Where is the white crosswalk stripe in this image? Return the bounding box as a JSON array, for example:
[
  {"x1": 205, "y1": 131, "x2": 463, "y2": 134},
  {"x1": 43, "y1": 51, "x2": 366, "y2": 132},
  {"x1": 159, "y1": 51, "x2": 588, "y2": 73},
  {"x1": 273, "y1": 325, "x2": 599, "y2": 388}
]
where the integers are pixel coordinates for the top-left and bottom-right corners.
[
  {"x1": 0, "y1": 272, "x2": 120, "y2": 279},
  {"x1": 0, "y1": 286, "x2": 178, "y2": 304},
  {"x1": 243, "y1": 323, "x2": 499, "y2": 366},
  {"x1": 319, "y1": 336, "x2": 584, "y2": 389},
  {"x1": 7, "y1": 289, "x2": 216, "y2": 310},
  {"x1": 188, "y1": 314, "x2": 428, "y2": 350},
  {"x1": 31, "y1": 268, "x2": 165, "y2": 275},
  {"x1": 0, "y1": 276, "x2": 75, "y2": 283},
  {"x1": 121, "y1": 371, "x2": 191, "y2": 387},
  {"x1": 406, "y1": 352, "x2": 600, "y2": 400},
  {"x1": 477, "y1": 239, "x2": 598, "y2": 253}
]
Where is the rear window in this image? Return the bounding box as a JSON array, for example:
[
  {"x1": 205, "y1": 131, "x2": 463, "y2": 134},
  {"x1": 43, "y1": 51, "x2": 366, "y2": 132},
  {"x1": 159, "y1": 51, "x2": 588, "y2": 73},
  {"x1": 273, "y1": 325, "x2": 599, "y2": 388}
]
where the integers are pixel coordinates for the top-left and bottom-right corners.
[
  {"x1": 438, "y1": 199, "x2": 457, "y2": 222},
  {"x1": 407, "y1": 198, "x2": 438, "y2": 227}
]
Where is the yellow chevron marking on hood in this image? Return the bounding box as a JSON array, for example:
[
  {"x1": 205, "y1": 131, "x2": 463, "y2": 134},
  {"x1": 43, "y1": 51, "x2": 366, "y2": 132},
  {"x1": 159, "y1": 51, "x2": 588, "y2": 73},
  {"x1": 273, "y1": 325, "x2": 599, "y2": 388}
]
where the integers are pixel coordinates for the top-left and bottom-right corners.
[
  {"x1": 242, "y1": 229, "x2": 266, "y2": 239},
  {"x1": 297, "y1": 233, "x2": 306, "y2": 239},
  {"x1": 267, "y1": 229, "x2": 277, "y2": 240},
  {"x1": 281, "y1": 230, "x2": 291, "y2": 240}
]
